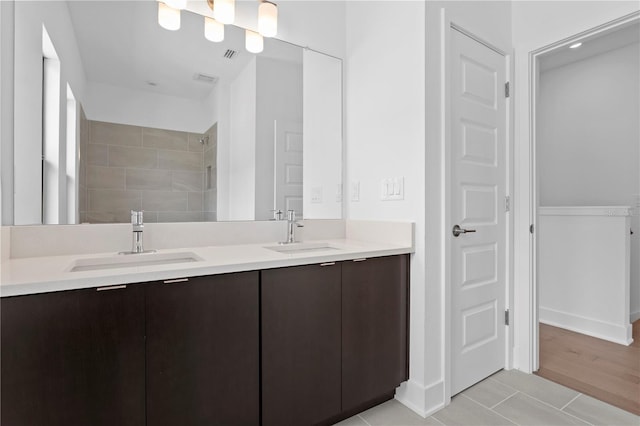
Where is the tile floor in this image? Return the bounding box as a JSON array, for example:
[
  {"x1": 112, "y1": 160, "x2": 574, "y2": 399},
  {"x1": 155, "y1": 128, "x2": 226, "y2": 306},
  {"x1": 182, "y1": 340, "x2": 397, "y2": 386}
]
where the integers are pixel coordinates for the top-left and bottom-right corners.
[{"x1": 334, "y1": 369, "x2": 640, "y2": 426}]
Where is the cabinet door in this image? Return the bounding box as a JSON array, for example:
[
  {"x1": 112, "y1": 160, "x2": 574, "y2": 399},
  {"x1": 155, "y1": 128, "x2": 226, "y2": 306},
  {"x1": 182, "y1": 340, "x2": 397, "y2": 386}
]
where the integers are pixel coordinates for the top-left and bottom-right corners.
[
  {"x1": 342, "y1": 255, "x2": 409, "y2": 411},
  {"x1": 262, "y1": 263, "x2": 342, "y2": 426},
  {"x1": 0, "y1": 285, "x2": 146, "y2": 426},
  {"x1": 146, "y1": 272, "x2": 259, "y2": 426}
]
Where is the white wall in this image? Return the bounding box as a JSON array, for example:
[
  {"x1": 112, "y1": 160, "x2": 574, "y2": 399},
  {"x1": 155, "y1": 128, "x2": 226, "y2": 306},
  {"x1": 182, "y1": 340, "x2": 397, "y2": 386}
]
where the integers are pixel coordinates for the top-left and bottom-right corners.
[
  {"x1": 538, "y1": 43, "x2": 639, "y2": 207},
  {"x1": 345, "y1": 0, "x2": 512, "y2": 417},
  {"x1": 12, "y1": 1, "x2": 87, "y2": 225},
  {"x1": 538, "y1": 208, "x2": 633, "y2": 345},
  {"x1": 512, "y1": 1, "x2": 640, "y2": 372},
  {"x1": 303, "y1": 50, "x2": 342, "y2": 220},
  {"x1": 255, "y1": 57, "x2": 303, "y2": 221},
  {"x1": 537, "y1": 42, "x2": 640, "y2": 321},
  {"x1": 0, "y1": 0, "x2": 14, "y2": 225},
  {"x1": 227, "y1": 57, "x2": 257, "y2": 221},
  {"x1": 84, "y1": 82, "x2": 217, "y2": 134}
]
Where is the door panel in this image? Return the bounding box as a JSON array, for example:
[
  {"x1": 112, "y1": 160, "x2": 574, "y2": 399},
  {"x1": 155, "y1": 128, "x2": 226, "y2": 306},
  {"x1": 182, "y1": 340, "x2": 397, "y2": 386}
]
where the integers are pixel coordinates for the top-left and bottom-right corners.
[
  {"x1": 451, "y1": 28, "x2": 507, "y2": 395},
  {"x1": 275, "y1": 121, "x2": 303, "y2": 216}
]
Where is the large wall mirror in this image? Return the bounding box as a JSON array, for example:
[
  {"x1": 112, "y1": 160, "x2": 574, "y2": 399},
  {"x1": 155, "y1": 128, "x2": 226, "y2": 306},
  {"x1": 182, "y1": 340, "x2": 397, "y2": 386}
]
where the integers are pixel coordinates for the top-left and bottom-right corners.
[{"x1": 9, "y1": 0, "x2": 342, "y2": 225}]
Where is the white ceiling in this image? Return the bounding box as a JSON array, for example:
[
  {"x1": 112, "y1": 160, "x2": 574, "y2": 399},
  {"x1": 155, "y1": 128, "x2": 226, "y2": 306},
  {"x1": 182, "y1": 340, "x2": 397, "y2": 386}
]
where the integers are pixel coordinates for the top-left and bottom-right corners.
[
  {"x1": 67, "y1": 1, "x2": 301, "y2": 100},
  {"x1": 539, "y1": 22, "x2": 640, "y2": 72}
]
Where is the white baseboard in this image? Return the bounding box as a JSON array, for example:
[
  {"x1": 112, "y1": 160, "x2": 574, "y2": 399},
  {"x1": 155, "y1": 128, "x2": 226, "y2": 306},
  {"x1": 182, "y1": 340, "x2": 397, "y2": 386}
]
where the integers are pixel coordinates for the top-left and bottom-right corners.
[
  {"x1": 631, "y1": 311, "x2": 640, "y2": 323},
  {"x1": 395, "y1": 379, "x2": 445, "y2": 418},
  {"x1": 540, "y1": 307, "x2": 633, "y2": 345}
]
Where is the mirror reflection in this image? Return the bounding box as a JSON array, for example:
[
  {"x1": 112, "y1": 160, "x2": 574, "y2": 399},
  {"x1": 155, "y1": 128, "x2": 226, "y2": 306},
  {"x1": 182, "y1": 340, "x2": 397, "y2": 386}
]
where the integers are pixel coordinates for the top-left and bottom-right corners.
[{"x1": 11, "y1": 1, "x2": 342, "y2": 225}]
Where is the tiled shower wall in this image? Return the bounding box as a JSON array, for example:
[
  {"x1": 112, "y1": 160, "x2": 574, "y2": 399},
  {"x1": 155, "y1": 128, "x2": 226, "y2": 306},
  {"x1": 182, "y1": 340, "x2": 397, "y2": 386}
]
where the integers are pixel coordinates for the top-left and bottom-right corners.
[{"x1": 78, "y1": 119, "x2": 217, "y2": 223}]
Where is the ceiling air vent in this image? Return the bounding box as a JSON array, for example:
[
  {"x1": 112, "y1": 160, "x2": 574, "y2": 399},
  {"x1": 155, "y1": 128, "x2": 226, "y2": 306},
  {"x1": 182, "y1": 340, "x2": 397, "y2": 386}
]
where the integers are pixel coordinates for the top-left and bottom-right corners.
[
  {"x1": 193, "y1": 73, "x2": 218, "y2": 84},
  {"x1": 223, "y1": 49, "x2": 237, "y2": 59}
]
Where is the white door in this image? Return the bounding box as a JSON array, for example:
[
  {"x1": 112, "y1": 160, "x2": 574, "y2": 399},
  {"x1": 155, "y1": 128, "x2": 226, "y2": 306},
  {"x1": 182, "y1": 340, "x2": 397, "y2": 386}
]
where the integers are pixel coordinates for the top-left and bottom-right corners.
[
  {"x1": 450, "y1": 28, "x2": 508, "y2": 395},
  {"x1": 275, "y1": 121, "x2": 303, "y2": 217}
]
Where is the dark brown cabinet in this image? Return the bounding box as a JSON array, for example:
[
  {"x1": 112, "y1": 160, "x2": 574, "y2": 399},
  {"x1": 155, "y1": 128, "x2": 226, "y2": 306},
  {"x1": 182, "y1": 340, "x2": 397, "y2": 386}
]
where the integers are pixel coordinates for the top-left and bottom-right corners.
[
  {"x1": 262, "y1": 263, "x2": 342, "y2": 426},
  {"x1": 145, "y1": 272, "x2": 260, "y2": 426},
  {"x1": 0, "y1": 284, "x2": 146, "y2": 426},
  {"x1": 1, "y1": 255, "x2": 408, "y2": 426},
  {"x1": 341, "y1": 255, "x2": 409, "y2": 412}
]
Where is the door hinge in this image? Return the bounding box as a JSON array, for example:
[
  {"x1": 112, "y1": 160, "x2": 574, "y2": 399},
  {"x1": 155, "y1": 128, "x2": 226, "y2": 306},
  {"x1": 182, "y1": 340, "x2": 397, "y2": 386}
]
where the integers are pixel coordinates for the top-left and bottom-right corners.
[
  {"x1": 530, "y1": 224, "x2": 534, "y2": 234},
  {"x1": 504, "y1": 309, "x2": 510, "y2": 326},
  {"x1": 505, "y1": 81, "x2": 510, "y2": 98},
  {"x1": 504, "y1": 195, "x2": 511, "y2": 212}
]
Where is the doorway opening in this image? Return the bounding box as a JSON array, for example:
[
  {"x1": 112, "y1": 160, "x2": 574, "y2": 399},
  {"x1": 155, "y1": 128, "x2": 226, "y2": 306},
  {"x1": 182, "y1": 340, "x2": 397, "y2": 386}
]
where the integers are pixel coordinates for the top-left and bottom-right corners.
[{"x1": 531, "y1": 16, "x2": 640, "y2": 415}]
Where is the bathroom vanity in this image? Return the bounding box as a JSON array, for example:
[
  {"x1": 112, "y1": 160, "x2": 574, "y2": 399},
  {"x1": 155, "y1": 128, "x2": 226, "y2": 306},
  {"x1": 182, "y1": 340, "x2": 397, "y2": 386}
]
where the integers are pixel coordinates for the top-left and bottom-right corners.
[{"x1": 0, "y1": 221, "x2": 412, "y2": 426}]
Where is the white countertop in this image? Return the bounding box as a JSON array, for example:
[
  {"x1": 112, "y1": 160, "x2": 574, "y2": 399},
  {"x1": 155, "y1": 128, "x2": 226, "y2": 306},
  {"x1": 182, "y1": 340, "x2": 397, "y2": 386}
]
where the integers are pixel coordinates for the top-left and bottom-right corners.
[{"x1": 0, "y1": 239, "x2": 413, "y2": 297}]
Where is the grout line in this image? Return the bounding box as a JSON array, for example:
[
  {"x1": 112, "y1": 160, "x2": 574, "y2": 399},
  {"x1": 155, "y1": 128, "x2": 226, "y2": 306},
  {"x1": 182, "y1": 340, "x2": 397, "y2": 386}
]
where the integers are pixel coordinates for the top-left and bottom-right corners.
[
  {"x1": 560, "y1": 393, "x2": 582, "y2": 411},
  {"x1": 460, "y1": 393, "x2": 519, "y2": 426},
  {"x1": 356, "y1": 414, "x2": 373, "y2": 426},
  {"x1": 430, "y1": 415, "x2": 446, "y2": 425},
  {"x1": 490, "y1": 390, "x2": 520, "y2": 409},
  {"x1": 514, "y1": 391, "x2": 596, "y2": 426}
]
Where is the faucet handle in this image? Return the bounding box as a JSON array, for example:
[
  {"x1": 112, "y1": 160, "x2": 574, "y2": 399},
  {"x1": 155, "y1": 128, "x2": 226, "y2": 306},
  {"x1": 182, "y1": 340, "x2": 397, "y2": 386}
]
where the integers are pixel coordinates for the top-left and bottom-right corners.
[{"x1": 270, "y1": 209, "x2": 283, "y2": 220}]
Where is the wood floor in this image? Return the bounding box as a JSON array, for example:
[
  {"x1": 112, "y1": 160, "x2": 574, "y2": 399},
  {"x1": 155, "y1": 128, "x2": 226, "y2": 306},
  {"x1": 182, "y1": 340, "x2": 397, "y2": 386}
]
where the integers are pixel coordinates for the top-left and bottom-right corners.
[{"x1": 536, "y1": 320, "x2": 640, "y2": 415}]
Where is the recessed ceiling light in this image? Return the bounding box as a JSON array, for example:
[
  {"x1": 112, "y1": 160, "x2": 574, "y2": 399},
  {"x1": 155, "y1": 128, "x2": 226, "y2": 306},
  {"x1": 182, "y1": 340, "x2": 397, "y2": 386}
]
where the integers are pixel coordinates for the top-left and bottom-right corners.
[{"x1": 569, "y1": 42, "x2": 582, "y2": 49}]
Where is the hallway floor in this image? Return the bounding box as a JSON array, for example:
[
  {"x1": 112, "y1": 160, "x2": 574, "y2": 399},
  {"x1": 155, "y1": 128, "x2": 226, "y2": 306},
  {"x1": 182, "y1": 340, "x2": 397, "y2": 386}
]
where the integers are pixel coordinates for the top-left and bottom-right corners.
[
  {"x1": 536, "y1": 320, "x2": 640, "y2": 416},
  {"x1": 334, "y1": 369, "x2": 639, "y2": 425}
]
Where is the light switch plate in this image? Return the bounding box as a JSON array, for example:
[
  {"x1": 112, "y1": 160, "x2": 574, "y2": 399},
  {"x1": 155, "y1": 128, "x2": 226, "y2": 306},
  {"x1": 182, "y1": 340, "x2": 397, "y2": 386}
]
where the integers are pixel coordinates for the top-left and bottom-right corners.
[
  {"x1": 311, "y1": 186, "x2": 323, "y2": 204},
  {"x1": 381, "y1": 177, "x2": 404, "y2": 201},
  {"x1": 336, "y1": 184, "x2": 343, "y2": 203},
  {"x1": 351, "y1": 181, "x2": 360, "y2": 202}
]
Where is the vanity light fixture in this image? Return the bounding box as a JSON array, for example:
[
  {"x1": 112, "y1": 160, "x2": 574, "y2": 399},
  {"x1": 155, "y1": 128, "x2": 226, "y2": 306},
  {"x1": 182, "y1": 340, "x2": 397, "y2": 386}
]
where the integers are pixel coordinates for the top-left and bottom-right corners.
[
  {"x1": 258, "y1": 1, "x2": 278, "y2": 37},
  {"x1": 204, "y1": 16, "x2": 225, "y2": 42},
  {"x1": 158, "y1": 2, "x2": 181, "y2": 31},
  {"x1": 569, "y1": 42, "x2": 583, "y2": 49},
  {"x1": 212, "y1": 0, "x2": 235, "y2": 25},
  {"x1": 245, "y1": 29, "x2": 264, "y2": 53},
  {"x1": 163, "y1": 0, "x2": 187, "y2": 9}
]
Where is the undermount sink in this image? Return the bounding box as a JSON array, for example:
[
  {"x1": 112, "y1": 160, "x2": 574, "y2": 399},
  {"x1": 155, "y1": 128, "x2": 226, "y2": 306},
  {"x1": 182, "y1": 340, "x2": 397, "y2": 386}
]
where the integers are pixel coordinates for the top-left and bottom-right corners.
[
  {"x1": 69, "y1": 251, "x2": 203, "y2": 272},
  {"x1": 264, "y1": 242, "x2": 340, "y2": 255}
]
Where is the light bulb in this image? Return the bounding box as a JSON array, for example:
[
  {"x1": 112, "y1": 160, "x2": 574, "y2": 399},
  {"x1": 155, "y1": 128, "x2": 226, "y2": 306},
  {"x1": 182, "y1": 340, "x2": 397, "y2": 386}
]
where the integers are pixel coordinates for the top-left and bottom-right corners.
[
  {"x1": 162, "y1": 0, "x2": 186, "y2": 10},
  {"x1": 158, "y1": 2, "x2": 180, "y2": 31},
  {"x1": 245, "y1": 29, "x2": 263, "y2": 54},
  {"x1": 258, "y1": 1, "x2": 277, "y2": 37},
  {"x1": 204, "y1": 17, "x2": 224, "y2": 42},
  {"x1": 214, "y1": 0, "x2": 235, "y2": 25}
]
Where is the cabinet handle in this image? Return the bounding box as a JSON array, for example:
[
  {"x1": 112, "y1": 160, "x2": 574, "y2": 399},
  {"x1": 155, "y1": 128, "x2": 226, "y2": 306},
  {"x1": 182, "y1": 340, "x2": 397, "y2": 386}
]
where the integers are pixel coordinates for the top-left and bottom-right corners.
[
  {"x1": 320, "y1": 262, "x2": 335, "y2": 267},
  {"x1": 353, "y1": 258, "x2": 367, "y2": 262},
  {"x1": 163, "y1": 278, "x2": 189, "y2": 284},
  {"x1": 96, "y1": 285, "x2": 127, "y2": 291}
]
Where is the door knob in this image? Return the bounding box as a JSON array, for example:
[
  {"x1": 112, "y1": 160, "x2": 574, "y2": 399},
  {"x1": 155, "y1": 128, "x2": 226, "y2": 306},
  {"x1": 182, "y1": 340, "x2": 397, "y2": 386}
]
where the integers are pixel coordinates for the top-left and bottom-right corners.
[{"x1": 452, "y1": 224, "x2": 476, "y2": 237}]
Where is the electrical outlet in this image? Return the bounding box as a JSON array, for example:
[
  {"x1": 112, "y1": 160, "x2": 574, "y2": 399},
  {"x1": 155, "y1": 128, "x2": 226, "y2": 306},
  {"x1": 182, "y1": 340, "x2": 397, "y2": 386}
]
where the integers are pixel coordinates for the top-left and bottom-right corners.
[{"x1": 336, "y1": 184, "x2": 343, "y2": 203}]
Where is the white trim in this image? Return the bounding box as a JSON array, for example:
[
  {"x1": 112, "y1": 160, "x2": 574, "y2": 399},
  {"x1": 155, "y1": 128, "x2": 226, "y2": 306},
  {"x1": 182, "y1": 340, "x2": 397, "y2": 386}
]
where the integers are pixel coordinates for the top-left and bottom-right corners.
[
  {"x1": 539, "y1": 206, "x2": 632, "y2": 217},
  {"x1": 540, "y1": 308, "x2": 633, "y2": 346},
  {"x1": 395, "y1": 379, "x2": 446, "y2": 418},
  {"x1": 526, "y1": 11, "x2": 640, "y2": 373},
  {"x1": 444, "y1": 12, "x2": 513, "y2": 400}
]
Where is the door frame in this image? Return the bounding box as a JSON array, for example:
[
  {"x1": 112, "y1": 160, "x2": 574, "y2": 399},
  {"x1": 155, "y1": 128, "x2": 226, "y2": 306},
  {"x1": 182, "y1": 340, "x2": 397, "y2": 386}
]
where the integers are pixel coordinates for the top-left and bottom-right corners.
[
  {"x1": 442, "y1": 12, "x2": 514, "y2": 402},
  {"x1": 525, "y1": 11, "x2": 640, "y2": 372}
]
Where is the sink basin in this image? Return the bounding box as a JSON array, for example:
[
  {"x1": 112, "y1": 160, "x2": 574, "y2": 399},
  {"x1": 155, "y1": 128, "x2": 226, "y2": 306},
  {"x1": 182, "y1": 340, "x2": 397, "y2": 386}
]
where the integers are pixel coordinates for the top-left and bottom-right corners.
[
  {"x1": 69, "y1": 251, "x2": 203, "y2": 272},
  {"x1": 264, "y1": 242, "x2": 340, "y2": 255}
]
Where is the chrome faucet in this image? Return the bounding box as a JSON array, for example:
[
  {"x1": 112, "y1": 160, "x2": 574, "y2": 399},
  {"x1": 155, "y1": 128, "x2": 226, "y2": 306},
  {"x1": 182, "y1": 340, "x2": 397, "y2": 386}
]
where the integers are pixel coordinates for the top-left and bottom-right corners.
[
  {"x1": 131, "y1": 210, "x2": 145, "y2": 253},
  {"x1": 282, "y1": 209, "x2": 303, "y2": 244},
  {"x1": 120, "y1": 210, "x2": 155, "y2": 255}
]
